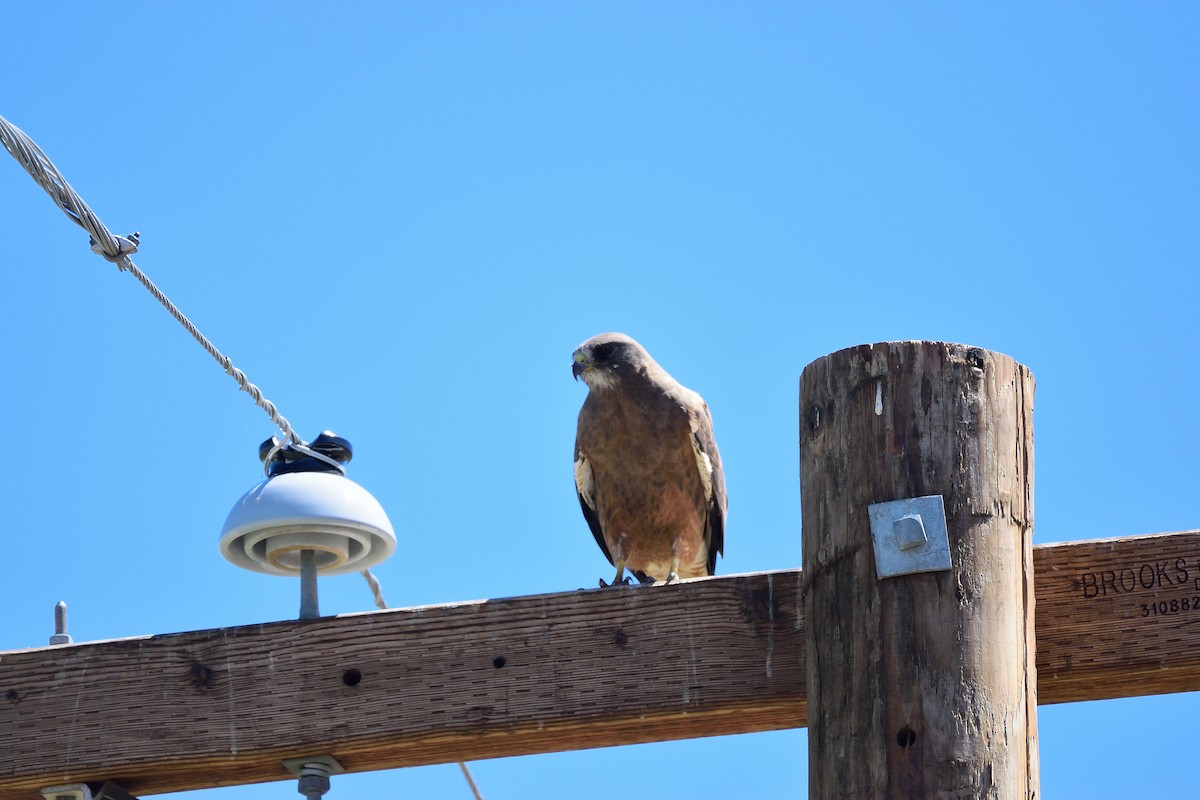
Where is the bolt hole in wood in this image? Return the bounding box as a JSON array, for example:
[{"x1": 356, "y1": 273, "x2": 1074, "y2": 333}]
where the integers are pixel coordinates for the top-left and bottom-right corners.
[
  {"x1": 188, "y1": 662, "x2": 215, "y2": 691},
  {"x1": 493, "y1": 656, "x2": 506, "y2": 669},
  {"x1": 5, "y1": 689, "x2": 17, "y2": 703},
  {"x1": 342, "y1": 668, "x2": 362, "y2": 686},
  {"x1": 896, "y1": 727, "x2": 917, "y2": 748}
]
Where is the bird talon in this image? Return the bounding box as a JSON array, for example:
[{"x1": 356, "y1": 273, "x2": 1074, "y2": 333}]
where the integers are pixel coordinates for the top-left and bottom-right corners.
[{"x1": 599, "y1": 575, "x2": 633, "y2": 588}]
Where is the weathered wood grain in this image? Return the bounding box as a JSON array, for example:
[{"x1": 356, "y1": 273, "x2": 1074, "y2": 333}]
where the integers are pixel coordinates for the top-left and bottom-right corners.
[
  {"x1": 3, "y1": 531, "x2": 1200, "y2": 798},
  {"x1": 1034, "y1": 530, "x2": 1200, "y2": 704},
  {"x1": 800, "y1": 342, "x2": 1039, "y2": 799},
  {"x1": 0, "y1": 571, "x2": 804, "y2": 798}
]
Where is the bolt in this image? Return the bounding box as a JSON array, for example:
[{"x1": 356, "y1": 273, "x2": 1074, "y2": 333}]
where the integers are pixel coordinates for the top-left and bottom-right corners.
[
  {"x1": 299, "y1": 550, "x2": 320, "y2": 620},
  {"x1": 893, "y1": 514, "x2": 928, "y2": 551},
  {"x1": 296, "y1": 762, "x2": 332, "y2": 800},
  {"x1": 49, "y1": 601, "x2": 72, "y2": 645}
]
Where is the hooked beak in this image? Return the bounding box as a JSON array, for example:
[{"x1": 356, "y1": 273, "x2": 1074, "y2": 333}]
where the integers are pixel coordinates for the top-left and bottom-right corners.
[{"x1": 572, "y1": 351, "x2": 591, "y2": 381}]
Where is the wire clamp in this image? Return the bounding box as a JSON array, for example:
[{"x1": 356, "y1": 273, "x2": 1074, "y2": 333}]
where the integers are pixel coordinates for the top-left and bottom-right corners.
[{"x1": 89, "y1": 230, "x2": 140, "y2": 265}]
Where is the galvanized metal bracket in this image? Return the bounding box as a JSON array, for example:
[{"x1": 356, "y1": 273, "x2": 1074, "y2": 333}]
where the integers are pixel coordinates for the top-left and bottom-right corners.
[
  {"x1": 41, "y1": 786, "x2": 92, "y2": 800},
  {"x1": 867, "y1": 495, "x2": 953, "y2": 578},
  {"x1": 41, "y1": 782, "x2": 139, "y2": 800}
]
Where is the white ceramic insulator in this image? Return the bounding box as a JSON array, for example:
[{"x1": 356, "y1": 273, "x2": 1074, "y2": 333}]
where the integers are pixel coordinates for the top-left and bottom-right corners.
[{"x1": 219, "y1": 471, "x2": 396, "y2": 576}]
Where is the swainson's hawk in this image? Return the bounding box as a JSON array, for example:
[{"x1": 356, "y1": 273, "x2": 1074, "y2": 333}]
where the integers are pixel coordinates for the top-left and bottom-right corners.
[{"x1": 572, "y1": 332, "x2": 726, "y2": 586}]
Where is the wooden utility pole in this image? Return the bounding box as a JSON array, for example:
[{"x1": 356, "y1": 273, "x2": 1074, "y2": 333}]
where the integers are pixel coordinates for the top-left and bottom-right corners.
[{"x1": 801, "y1": 341, "x2": 1039, "y2": 798}]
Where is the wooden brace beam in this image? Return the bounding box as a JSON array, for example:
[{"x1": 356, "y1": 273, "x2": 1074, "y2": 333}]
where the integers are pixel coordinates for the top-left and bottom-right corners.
[{"x1": 2, "y1": 530, "x2": 1199, "y2": 798}]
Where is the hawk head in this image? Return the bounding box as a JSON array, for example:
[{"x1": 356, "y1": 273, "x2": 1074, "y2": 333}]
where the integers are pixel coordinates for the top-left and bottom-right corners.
[{"x1": 571, "y1": 332, "x2": 652, "y2": 391}]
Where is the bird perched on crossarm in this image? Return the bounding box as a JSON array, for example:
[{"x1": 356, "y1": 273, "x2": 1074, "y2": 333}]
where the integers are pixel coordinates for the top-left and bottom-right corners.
[{"x1": 572, "y1": 332, "x2": 726, "y2": 586}]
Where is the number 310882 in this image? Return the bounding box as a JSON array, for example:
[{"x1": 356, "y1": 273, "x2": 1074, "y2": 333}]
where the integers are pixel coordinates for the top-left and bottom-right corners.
[{"x1": 1141, "y1": 597, "x2": 1200, "y2": 617}]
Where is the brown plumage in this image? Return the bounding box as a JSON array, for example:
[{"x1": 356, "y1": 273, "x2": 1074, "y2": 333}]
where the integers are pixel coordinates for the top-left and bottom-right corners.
[{"x1": 572, "y1": 332, "x2": 726, "y2": 586}]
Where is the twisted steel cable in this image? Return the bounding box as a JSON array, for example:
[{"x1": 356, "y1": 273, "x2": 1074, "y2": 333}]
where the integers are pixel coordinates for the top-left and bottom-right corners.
[{"x1": 0, "y1": 113, "x2": 301, "y2": 446}]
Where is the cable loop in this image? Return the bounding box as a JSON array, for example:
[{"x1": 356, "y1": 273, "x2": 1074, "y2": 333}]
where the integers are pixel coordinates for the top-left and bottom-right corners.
[{"x1": 260, "y1": 441, "x2": 347, "y2": 477}]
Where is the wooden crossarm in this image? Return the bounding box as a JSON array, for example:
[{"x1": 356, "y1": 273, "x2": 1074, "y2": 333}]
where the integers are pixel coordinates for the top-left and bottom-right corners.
[{"x1": 1, "y1": 530, "x2": 1198, "y2": 798}]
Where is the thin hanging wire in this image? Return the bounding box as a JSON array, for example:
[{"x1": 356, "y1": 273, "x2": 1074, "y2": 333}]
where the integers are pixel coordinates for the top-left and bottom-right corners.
[
  {"x1": 0, "y1": 113, "x2": 301, "y2": 446},
  {"x1": 360, "y1": 567, "x2": 389, "y2": 610},
  {"x1": 459, "y1": 762, "x2": 484, "y2": 800},
  {"x1": 356, "y1": 571, "x2": 484, "y2": 800},
  {"x1": 3, "y1": 114, "x2": 482, "y2": 799}
]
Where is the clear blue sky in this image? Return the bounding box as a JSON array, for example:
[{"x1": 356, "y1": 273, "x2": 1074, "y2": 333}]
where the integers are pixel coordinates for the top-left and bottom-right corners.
[{"x1": 2, "y1": 3, "x2": 1197, "y2": 798}]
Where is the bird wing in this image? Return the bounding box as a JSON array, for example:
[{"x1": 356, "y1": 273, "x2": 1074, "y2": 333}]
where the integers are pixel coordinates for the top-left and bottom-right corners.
[
  {"x1": 689, "y1": 397, "x2": 727, "y2": 574},
  {"x1": 573, "y1": 446, "x2": 614, "y2": 565}
]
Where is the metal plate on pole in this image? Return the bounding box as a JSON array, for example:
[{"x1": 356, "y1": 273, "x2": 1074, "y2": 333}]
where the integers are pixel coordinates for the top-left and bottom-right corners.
[{"x1": 867, "y1": 495, "x2": 953, "y2": 578}]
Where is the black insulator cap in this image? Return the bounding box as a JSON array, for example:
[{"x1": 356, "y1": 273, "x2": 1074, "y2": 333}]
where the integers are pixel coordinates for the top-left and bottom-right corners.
[
  {"x1": 311, "y1": 431, "x2": 353, "y2": 464},
  {"x1": 258, "y1": 431, "x2": 354, "y2": 477}
]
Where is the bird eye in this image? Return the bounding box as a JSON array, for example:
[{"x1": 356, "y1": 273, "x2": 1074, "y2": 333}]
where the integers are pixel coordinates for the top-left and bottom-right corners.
[{"x1": 593, "y1": 342, "x2": 615, "y2": 360}]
